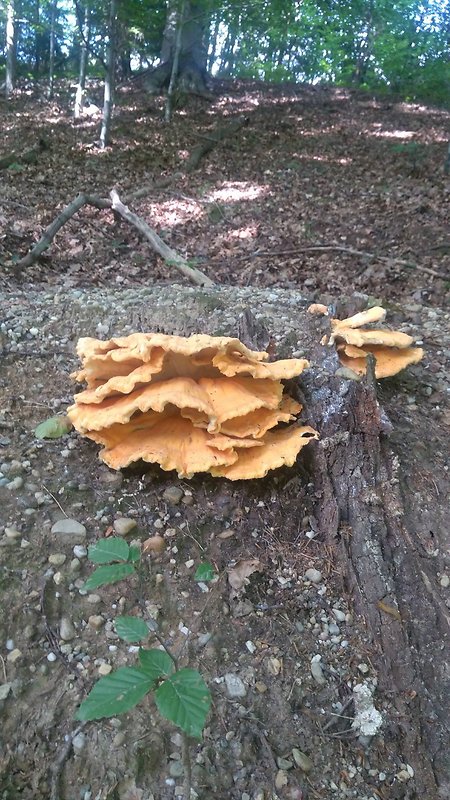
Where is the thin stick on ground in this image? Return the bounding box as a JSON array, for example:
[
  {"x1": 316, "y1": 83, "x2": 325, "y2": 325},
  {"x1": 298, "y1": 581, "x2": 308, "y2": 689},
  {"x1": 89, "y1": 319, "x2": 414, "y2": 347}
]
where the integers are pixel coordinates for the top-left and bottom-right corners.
[{"x1": 239, "y1": 244, "x2": 447, "y2": 280}]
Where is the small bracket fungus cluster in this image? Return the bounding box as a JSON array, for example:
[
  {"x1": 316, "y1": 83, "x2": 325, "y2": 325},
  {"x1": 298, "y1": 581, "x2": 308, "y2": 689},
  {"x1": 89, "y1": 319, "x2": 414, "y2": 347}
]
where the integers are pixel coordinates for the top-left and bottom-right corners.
[
  {"x1": 323, "y1": 306, "x2": 424, "y2": 379},
  {"x1": 68, "y1": 333, "x2": 318, "y2": 479}
]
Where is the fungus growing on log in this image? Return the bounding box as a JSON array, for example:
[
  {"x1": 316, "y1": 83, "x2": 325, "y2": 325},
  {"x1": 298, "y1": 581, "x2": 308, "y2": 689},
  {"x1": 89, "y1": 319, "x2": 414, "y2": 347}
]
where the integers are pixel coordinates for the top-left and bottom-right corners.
[
  {"x1": 68, "y1": 332, "x2": 318, "y2": 479},
  {"x1": 324, "y1": 306, "x2": 424, "y2": 378}
]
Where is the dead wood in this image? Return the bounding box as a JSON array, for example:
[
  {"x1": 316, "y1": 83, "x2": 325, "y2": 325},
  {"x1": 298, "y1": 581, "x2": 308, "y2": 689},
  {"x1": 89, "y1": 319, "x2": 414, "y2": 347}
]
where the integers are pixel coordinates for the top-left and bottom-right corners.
[
  {"x1": 298, "y1": 312, "x2": 450, "y2": 798},
  {"x1": 14, "y1": 181, "x2": 213, "y2": 287},
  {"x1": 109, "y1": 190, "x2": 214, "y2": 287},
  {"x1": 237, "y1": 244, "x2": 448, "y2": 281},
  {"x1": 185, "y1": 114, "x2": 249, "y2": 172}
]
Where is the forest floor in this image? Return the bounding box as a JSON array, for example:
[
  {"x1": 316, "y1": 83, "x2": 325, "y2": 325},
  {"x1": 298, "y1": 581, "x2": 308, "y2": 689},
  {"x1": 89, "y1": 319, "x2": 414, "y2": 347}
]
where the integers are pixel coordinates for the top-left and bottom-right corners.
[
  {"x1": 0, "y1": 81, "x2": 449, "y2": 800},
  {"x1": 0, "y1": 79, "x2": 449, "y2": 301}
]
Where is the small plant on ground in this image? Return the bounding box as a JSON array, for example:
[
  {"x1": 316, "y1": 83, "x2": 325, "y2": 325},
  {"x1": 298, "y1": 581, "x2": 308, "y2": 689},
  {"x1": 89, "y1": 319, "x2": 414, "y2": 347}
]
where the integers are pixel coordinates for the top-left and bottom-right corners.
[{"x1": 75, "y1": 537, "x2": 211, "y2": 744}]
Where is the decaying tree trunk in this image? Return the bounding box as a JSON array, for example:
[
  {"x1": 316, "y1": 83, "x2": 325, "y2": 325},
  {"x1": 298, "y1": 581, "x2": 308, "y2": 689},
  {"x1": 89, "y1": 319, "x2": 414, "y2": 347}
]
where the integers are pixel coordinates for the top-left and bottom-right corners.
[
  {"x1": 143, "y1": 0, "x2": 211, "y2": 97},
  {"x1": 297, "y1": 310, "x2": 450, "y2": 799}
]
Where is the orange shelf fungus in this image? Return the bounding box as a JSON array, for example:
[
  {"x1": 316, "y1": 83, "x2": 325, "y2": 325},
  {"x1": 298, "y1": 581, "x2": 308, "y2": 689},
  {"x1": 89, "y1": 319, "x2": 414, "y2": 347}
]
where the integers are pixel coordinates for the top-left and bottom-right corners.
[
  {"x1": 325, "y1": 306, "x2": 424, "y2": 379},
  {"x1": 68, "y1": 332, "x2": 317, "y2": 479}
]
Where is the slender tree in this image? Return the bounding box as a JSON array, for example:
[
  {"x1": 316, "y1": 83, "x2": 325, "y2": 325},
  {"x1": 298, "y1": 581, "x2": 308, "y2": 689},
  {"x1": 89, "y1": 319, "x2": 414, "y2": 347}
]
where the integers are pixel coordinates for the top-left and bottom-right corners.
[
  {"x1": 48, "y1": 0, "x2": 57, "y2": 98},
  {"x1": 74, "y1": 1, "x2": 90, "y2": 118},
  {"x1": 100, "y1": 0, "x2": 117, "y2": 148},
  {"x1": 5, "y1": 0, "x2": 16, "y2": 96}
]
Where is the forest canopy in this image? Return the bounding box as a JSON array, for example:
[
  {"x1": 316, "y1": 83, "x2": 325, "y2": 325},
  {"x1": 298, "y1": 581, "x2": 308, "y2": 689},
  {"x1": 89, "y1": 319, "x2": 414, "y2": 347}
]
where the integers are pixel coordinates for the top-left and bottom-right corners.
[{"x1": 1, "y1": 0, "x2": 449, "y2": 105}]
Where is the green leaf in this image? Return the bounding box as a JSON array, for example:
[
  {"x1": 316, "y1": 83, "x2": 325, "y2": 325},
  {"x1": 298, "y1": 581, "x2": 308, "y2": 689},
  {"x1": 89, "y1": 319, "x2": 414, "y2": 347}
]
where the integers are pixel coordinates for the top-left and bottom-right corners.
[
  {"x1": 139, "y1": 648, "x2": 174, "y2": 682},
  {"x1": 88, "y1": 537, "x2": 130, "y2": 564},
  {"x1": 155, "y1": 668, "x2": 211, "y2": 738},
  {"x1": 83, "y1": 563, "x2": 135, "y2": 590},
  {"x1": 35, "y1": 415, "x2": 72, "y2": 439},
  {"x1": 115, "y1": 616, "x2": 150, "y2": 643},
  {"x1": 75, "y1": 667, "x2": 153, "y2": 721},
  {"x1": 128, "y1": 545, "x2": 141, "y2": 563},
  {"x1": 194, "y1": 562, "x2": 215, "y2": 583}
]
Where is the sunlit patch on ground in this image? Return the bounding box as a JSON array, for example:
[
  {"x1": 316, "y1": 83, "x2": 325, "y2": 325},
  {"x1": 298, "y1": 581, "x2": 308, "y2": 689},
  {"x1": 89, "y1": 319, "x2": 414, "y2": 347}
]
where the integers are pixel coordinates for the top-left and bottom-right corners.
[{"x1": 205, "y1": 182, "x2": 269, "y2": 203}]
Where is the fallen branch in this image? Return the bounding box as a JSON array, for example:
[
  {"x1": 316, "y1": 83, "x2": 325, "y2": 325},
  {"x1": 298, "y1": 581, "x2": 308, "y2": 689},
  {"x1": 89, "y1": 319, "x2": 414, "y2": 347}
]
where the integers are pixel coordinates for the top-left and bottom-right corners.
[
  {"x1": 15, "y1": 181, "x2": 213, "y2": 287},
  {"x1": 110, "y1": 190, "x2": 213, "y2": 287},
  {"x1": 237, "y1": 244, "x2": 448, "y2": 281}
]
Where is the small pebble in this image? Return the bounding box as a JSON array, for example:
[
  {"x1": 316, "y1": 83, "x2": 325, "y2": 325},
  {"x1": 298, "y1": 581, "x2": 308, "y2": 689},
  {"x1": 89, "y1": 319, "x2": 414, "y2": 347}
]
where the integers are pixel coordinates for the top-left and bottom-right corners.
[
  {"x1": 310, "y1": 654, "x2": 326, "y2": 685},
  {"x1": 73, "y1": 545, "x2": 87, "y2": 558},
  {"x1": 48, "y1": 553, "x2": 67, "y2": 566},
  {"x1": 440, "y1": 575, "x2": 449, "y2": 588},
  {"x1": 113, "y1": 732, "x2": 126, "y2": 747},
  {"x1": 47, "y1": 652, "x2": 57, "y2": 662},
  {"x1": 224, "y1": 673, "x2": 247, "y2": 699},
  {"x1": 72, "y1": 732, "x2": 86, "y2": 754},
  {"x1": 6, "y1": 648, "x2": 22, "y2": 663},
  {"x1": 88, "y1": 615, "x2": 105, "y2": 631},
  {"x1": 113, "y1": 518, "x2": 137, "y2": 536},
  {"x1": 98, "y1": 663, "x2": 112, "y2": 676},
  {"x1": 4, "y1": 527, "x2": 21, "y2": 540},
  {"x1": 7, "y1": 476, "x2": 24, "y2": 490},
  {"x1": 304, "y1": 568, "x2": 322, "y2": 583},
  {"x1": 86, "y1": 594, "x2": 102, "y2": 605},
  {"x1": 332, "y1": 608, "x2": 346, "y2": 622},
  {"x1": 60, "y1": 617, "x2": 77, "y2": 641},
  {"x1": 51, "y1": 519, "x2": 86, "y2": 543},
  {"x1": 169, "y1": 761, "x2": 184, "y2": 778},
  {"x1": 162, "y1": 486, "x2": 184, "y2": 505}
]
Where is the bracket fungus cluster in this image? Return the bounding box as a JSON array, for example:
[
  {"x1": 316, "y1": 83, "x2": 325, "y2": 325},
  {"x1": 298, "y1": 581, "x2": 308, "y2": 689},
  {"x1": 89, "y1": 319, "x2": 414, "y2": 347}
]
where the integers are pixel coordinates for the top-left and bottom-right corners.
[
  {"x1": 68, "y1": 333, "x2": 318, "y2": 479},
  {"x1": 324, "y1": 307, "x2": 424, "y2": 378}
]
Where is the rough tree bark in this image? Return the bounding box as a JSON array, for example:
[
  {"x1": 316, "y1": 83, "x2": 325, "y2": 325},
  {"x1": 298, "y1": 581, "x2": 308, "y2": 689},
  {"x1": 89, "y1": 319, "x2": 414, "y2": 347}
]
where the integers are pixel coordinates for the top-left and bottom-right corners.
[
  {"x1": 143, "y1": 0, "x2": 210, "y2": 97},
  {"x1": 296, "y1": 308, "x2": 450, "y2": 799}
]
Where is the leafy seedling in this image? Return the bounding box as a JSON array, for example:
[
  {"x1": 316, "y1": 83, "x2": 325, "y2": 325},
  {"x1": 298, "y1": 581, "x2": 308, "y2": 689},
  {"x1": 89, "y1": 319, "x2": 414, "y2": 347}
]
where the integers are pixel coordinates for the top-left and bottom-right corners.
[
  {"x1": 76, "y1": 639, "x2": 211, "y2": 737},
  {"x1": 84, "y1": 537, "x2": 139, "y2": 590}
]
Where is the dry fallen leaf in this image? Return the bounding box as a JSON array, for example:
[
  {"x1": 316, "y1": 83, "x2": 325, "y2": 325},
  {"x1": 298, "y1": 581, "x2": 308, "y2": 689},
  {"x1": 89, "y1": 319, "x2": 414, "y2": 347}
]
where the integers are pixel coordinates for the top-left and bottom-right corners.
[{"x1": 228, "y1": 558, "x2": 262, "y2": 597}]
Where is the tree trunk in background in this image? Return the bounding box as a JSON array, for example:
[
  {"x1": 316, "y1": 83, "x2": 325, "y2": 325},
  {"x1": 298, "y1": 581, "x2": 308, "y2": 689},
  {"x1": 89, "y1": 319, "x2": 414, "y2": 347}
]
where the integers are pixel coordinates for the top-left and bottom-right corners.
[
  {"x1": 74, "y1": 2, "x2": 90, "y2": 118},
  {"x1": 143, "y1": 0, "x2": 210, "y2": 96},
  {"x1": 165, "y1": 0, "x2": 185, "y2": 122},
  {"x1": 6, "y1": 0, "x2": 16, "y2": 97},
  {"x1": 100, "y1": 0, "x2": 117, "y2": 148},
  {"x1": 48, "y1": 0, "x2": 57, "y2": 98},
  {"x1": 34, "y1": 0, "x2": 40, "y2": 79}
]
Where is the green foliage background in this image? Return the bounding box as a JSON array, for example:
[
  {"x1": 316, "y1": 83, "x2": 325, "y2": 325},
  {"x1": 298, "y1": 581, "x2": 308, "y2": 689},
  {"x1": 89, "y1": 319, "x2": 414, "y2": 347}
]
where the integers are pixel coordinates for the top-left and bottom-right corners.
[{"x1": 0, "y1": 0, "x2": 449, "y2": 103}]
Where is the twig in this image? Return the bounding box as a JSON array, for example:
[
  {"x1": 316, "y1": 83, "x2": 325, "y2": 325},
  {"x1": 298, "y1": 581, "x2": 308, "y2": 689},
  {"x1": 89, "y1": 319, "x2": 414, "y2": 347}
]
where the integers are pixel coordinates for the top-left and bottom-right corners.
[
  {"x1": 110, "y1": 189, "x2": 214, "y2": 287},
  {"x1": 49, "y1": 723, "x2": 86, "y2": 800},
  {"x1": 42, "y1": 484, "x2": 68, "y2": 517},
  {"x1": 236, "y1": 244, "x2": 447, "y2": 280}
]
